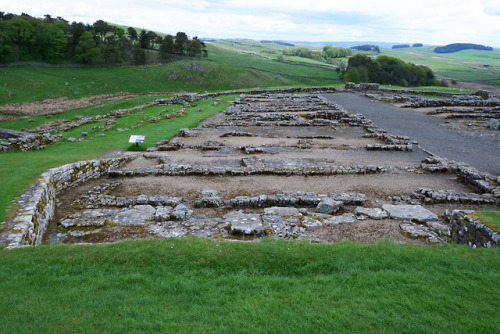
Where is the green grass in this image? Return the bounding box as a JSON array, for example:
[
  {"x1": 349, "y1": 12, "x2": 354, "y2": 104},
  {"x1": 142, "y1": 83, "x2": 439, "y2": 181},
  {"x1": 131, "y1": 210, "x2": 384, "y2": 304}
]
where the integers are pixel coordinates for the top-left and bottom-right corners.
[
  {"x1": 0, "y1": 95, "x2": 236, "y2": 223},
  {"x1": 0, "y1": 44, "x2": 340, "y2": 107},
  {"x1": 0, "y1": 238, "x2": 499, "y2": 333},
  {"x1": 477, "y1": 210, "x2": 500, "y2": 232},
  {"x1": 382, "y1": 46, "x2": 500, "y2": 89}
]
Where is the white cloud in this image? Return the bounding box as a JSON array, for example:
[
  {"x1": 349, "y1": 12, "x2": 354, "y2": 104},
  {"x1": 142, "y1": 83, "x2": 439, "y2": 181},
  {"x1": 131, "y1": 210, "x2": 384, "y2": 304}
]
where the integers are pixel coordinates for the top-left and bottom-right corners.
[{"x1": 3, "y1": 0, "x2": 500, "y2": 46}]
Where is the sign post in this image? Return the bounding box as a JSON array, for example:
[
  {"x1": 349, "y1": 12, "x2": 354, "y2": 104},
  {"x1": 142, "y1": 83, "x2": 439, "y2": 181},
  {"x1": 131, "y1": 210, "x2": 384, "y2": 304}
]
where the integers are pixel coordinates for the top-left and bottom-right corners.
[{"x1": 129, "y1": 135, "x2": 145, "y2": 147}]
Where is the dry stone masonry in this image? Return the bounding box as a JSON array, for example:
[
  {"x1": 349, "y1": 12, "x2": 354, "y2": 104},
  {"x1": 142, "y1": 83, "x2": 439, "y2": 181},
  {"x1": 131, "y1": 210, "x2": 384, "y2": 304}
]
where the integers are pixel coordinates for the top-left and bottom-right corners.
[{"x1": 2, "y1": 89, "x2": 499, "y2": 248}]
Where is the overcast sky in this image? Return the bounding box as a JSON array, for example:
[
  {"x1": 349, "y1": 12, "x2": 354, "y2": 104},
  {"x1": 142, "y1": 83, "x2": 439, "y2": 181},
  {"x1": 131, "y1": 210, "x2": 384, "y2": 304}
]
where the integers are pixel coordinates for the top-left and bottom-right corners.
[{"x1": 4, "y1": 0, "x2": 500, "y2": 47}]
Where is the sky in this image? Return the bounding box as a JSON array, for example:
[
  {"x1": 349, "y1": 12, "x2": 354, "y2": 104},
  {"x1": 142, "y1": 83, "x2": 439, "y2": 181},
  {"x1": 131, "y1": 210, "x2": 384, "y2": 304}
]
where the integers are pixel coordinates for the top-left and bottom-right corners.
[{"x1": 3, "y1": 0, "x2": 500, "y2": 47}]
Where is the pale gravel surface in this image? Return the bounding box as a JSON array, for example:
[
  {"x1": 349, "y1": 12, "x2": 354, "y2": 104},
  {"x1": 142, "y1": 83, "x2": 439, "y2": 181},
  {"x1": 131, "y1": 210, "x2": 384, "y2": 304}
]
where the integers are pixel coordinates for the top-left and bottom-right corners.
[{"x1": 323, "y1": 93, "x2": 500, "y2": 176}]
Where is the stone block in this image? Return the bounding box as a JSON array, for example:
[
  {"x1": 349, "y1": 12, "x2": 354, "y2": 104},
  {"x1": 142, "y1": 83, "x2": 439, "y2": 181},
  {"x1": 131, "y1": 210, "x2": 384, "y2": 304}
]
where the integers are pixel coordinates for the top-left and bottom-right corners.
[
  {"x1": 316, "y1": 198, "x2": 343, "y2": 214},
  {"x1": 355, "y1": 207, "x2": 388, "y2": 220},
  {"x1": 264, "y1": 207, "x2": 300, "y2": 216},
  {"x1": 383, "y1": 204, "x2": 438, "y2": 222}
]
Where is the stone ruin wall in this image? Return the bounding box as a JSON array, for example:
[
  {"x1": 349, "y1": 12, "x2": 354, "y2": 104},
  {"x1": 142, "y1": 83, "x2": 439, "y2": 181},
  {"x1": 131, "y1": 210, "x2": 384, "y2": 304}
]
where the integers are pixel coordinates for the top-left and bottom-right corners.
[
  {"x1": 0, "y1": 128, "x2": 63, "y2": 152},
  {"x1": 446, "y1": 210, "x2": 499, "y2": 248},
  {"x1": 1, "y1": 157, "x2": 131, "y2": 248}
]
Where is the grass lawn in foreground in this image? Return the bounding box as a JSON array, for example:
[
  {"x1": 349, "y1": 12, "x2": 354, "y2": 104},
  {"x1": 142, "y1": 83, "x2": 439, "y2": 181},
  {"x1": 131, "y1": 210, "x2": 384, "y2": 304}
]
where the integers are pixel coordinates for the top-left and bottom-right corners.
[{"x1": 0, "y1": 238, "x2": 499, "y2": 333}]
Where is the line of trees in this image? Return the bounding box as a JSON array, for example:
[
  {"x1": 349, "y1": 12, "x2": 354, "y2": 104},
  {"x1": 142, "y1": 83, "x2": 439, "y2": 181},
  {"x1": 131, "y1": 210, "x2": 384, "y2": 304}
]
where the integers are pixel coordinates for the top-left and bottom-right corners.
[
  {"x1": 351, "y1": 45, "x2": 380, "y2": 53},
  {"x1": 434, "y1": 43, "x2": 492, "y2": 53},
  {"x1": 344, "y1": 54, "x2": 438, "y2": 87},
  {"x1": 281, "y1": 45, "x2": 351, "y2": 64},
  {"x1": 0, "y1": 12, "x2": 207, "y2": 65}
]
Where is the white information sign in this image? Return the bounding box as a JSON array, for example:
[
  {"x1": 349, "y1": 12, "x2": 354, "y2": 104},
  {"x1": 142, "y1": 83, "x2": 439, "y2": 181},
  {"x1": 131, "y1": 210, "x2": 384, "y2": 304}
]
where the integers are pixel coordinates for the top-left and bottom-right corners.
[{"x1": 129, "y1": 135, "x2": 145, "y2": 144}]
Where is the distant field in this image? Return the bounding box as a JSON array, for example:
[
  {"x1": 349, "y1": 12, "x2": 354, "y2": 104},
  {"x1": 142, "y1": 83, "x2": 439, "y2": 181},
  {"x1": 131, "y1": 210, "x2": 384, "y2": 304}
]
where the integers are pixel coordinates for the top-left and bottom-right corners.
[
  {"x1": 213, "y1": 40, "x2": 500, "y2": 92},
  {"x1": 382, "y1": 46, "x2": 500, "y2": 90}
]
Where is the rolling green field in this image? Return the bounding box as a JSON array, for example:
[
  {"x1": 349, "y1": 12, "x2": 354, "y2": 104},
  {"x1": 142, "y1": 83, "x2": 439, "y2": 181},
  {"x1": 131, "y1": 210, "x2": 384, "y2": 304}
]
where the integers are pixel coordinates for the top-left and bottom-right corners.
[
  {"x1": 380, "y1": 46, "x2": 500, "y2": 89},
  {"x1": 1, "y1": 238, "x2": 499, "y2": 333},
  {"x1": 212, "y1": 41, "x2": 500, "y2": 91},
  {"x1": 0, "y1": 44, "x2": 340, "y2": 106}
]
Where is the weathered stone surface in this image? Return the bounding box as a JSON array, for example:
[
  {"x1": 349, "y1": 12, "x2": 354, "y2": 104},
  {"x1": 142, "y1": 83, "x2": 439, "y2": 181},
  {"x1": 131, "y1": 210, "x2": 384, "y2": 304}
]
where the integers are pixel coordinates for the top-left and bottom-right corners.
[
  {"x1": 224, "y1": 211, "x2": 263, "y2": 235},
  {"x1": 324, "y1": 213, "x2": 357, "y2": 225},
  {"x1": 178, "y1": 128, "x2": 190, "y2": 136},
  {"x1": 446, "y1": 210, "x2": 499, "y2": 248},
  {"x1": 154, "y1": 206, "x2": 173, "y2": 222},
  {"x1": 400, "y1": 222, "x2": 443, "y2": 243},
  {"x1": 383, "y1": 204, "x2": 438, "y2": 222},
  {"x1": 426, "y1": 221, "x2": 451, "y2": 237},
  {"x1": 200, "y1": 190, "x2": 224, "y2": 207},
  {"x1": 264, "y1": 207, "x2": 300, "y2": 216},
  {"x1": 113, "y1": 205, "x2": 156, "y2": 225},
  {"x1": 355, "y1": 207, "x2": 388, "y2": 220},
  {"x1": 301, "y1": 216, "x2": 323, "y2": 228},
  {"x1": 171, "y1": 204, "x2": 189, "y2": 221},
  {"x1": 316, "y1": 198, "x2": 343, "y2": 214},
  {"x1": 489, "y1": 119, "x2": 499, "y2": 130}
]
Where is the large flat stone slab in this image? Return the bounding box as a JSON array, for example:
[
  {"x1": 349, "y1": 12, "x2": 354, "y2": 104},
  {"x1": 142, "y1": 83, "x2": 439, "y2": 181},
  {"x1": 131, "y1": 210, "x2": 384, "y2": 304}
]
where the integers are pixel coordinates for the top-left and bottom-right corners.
[
  {"x1": 382, "y1": 204, "x2": 438, "y2": 222},
  {"x1": 224, "y1": 211, "x2": 264, "y2": 235},
  {"x1": 355, "y1": 207, "x2": 388, "y2": 220}
]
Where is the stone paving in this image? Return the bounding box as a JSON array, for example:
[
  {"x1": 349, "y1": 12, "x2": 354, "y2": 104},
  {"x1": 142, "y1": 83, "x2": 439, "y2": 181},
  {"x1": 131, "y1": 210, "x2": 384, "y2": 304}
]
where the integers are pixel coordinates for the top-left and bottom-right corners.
[{"x1": 47, "y1": 92, "x2": 500, "y2": 245}]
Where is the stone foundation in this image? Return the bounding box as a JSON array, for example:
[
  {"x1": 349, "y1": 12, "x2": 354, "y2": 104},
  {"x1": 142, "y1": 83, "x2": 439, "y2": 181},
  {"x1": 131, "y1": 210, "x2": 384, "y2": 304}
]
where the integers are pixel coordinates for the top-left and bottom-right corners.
[
  {"x1": 446, "y1": 210, "x2": 499, "y2": 248},
  {"x1": 1, "y1": 157, "x2": 131, "y2": 247}
]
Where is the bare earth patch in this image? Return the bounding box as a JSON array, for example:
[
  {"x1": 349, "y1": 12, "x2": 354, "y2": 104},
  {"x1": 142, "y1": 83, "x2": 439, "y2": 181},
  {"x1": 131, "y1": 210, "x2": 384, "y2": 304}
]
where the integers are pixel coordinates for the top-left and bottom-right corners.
[{"x1": 0, "y1": 93, "x2": 137, "y2": 116}]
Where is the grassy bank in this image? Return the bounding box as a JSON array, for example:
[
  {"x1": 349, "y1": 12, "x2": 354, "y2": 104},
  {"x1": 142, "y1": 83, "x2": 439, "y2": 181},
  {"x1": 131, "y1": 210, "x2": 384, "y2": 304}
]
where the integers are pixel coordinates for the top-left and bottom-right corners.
[{"x1": 1, "y1": 238, "x2": 499, "y2": 333}]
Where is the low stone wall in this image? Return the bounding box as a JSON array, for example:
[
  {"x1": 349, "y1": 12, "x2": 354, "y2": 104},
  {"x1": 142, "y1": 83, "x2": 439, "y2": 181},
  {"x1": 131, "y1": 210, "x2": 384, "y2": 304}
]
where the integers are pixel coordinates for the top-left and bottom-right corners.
[
  {"x1": 1, "y1": 157, "x2": 131, "y2": 248},
  {"x1": 446, "y1": 210, "x2": 499, "y2": 248},
  {"x1": 155, "y1": 87, "x2": 338, "y2": 105},
  {"x1": 0, "y1": 128, "x2": 63, "y2": 152}
]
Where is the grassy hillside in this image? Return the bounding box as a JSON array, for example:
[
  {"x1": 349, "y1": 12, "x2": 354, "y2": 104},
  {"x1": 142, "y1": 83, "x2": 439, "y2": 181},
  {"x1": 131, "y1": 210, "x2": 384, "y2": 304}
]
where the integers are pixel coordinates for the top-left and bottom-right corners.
[
  {"x1": 381, "y1": 46, "x2": 500, "y2": 90},
  {"x1": 0, "y1": 44, "x2": 340, "y2": 107},
  {"x1": 1, "y1": 238, "x2": 499, "y2": 333},
  {"x1": 212, "y1": 40, "x2": 500, "y2": 91}
]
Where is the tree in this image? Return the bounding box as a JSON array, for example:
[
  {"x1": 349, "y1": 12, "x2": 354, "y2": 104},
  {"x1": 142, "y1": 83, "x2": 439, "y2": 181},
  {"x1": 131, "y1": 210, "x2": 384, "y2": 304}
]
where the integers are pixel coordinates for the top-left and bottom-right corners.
[
  {"x1": 138, "y1": 29, "x2": 148, "y2": 49},
  {"x1": 102, "y1": 34, "x2": 120, "y2": 64},
  {"x1": 0, "y1": 27, "x2": 13, "y2": 62},
  {"x1": 68, "y1": 22, "x2": 85, "y2": 55},
  {"x1": 323, "y1": 45, "x2": 339, "y2": 58},
  {"x1": 40, "y1": 24, "x2": 67, "y2": 63},
  {"x1": 159, "y1": 35, "x2": 174, "y2": 60},
  {"x1": 344, "y1": 68, "x2": 361, "y2": 83},
  {"x1": 3, "y1": 16, "x2": 36, "y2": 61},
  {"x1": 127, "y1": 27, "x2": 137, "y2": 42},
  {"x1": 75, "y1": 31, "x2": 100, "y2": 64},
  {"x1": 119, "y1": 35, "x2": 131, "y2": 60},
  {"x1": 146, "y1": 31, "x2": 157, "y2": 49},
  {"x1": 186, "y1": 36, "x2": 202, "y2": 57},
  {"x1": 92, "y1": 20, "x2": 113, "y2": 44},
  {"x1": 174, "y1": 32, "x2": 188, "y2": 54},
  {"x1": 132, "y1": 43, "x2": 146, "y2": 64}
]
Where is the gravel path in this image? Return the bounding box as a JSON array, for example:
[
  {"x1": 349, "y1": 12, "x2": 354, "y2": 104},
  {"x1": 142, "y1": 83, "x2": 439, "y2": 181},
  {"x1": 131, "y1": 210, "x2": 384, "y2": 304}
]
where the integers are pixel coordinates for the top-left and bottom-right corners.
[{"x1": 323, "y1": 93, "x2": 500, "y2": 176}]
